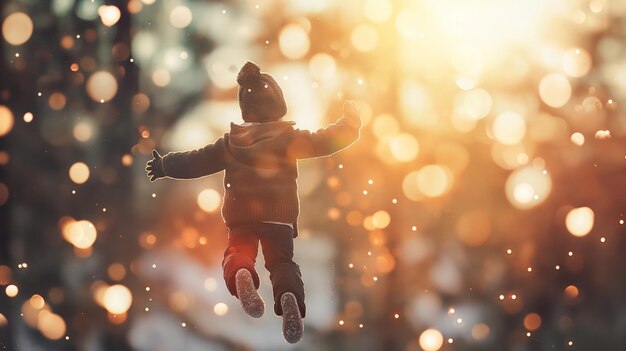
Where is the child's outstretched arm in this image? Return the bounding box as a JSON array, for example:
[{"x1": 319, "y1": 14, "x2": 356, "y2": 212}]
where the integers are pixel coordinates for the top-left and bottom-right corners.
[
  {"x1": 290, "y1": 100, "x2": 361, "y2": 159},
  {"x1": 145, "y1": 138, "x2": 226, "y2": 181}
]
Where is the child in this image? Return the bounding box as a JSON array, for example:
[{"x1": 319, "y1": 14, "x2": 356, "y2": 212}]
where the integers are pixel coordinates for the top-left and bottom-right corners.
[{"x1": 146, "y1": 61, "x2": 361, "y2": 343}]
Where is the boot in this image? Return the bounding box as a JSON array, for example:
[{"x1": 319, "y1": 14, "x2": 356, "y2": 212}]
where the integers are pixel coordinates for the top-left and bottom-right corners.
[
  {"x1": 280, "y1": 292, "x2": 303, "y2": 343},
  {"x1": 235, "y1": 269, "x2": 265, "y2": 318}
]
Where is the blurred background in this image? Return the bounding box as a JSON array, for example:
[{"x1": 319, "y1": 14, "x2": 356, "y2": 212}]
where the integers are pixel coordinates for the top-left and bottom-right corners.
[{"x1": 1, "y1": 0, "x2": 626, "y2": 350}]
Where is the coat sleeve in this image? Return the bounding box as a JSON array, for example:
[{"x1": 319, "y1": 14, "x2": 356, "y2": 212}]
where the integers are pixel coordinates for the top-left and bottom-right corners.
[
  {"x1": 288, "y1": 116, "x2": 361, "y2": 159},
  {"x1": 161, "y1": 137, "x2": 226, "y2": 179}
]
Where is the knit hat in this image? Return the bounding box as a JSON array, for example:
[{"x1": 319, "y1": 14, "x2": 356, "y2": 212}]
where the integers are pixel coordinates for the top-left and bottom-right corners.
[{"x1": 237, "y1": 61, "x2": 287, "y2": 122}]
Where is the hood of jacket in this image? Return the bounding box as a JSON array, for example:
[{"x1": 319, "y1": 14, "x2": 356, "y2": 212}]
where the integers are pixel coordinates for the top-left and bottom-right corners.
[{"x1": 226, "y1": 121, "x2": 296, "y2": 169}]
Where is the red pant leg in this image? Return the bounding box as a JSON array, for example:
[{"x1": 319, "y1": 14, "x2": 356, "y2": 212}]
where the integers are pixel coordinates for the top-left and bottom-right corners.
[{"x1": 222, "y1": 226, "x2": 260, "y2": 297}]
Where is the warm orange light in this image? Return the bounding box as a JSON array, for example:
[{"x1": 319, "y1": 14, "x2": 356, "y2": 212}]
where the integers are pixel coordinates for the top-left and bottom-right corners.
[
  {"x1": 197, "y1": 189, "x2": 221, "y2": 212},
  {"x1": 86, "y1": 71, "x2": 118, "y2": 102},
  {"x1": 2, "y1": 12, "x2": 33, "y2": 45},
  {"x1": 309, "y1": 54, "x2": 336, "y2": 82},
  {"x1": 539, "y1": 73, "x2": 571, "y2": 108},
  {"x1": 102, "y1": 284, "x2": 132, "y2": 314},
  {"x1": 98, "y1": 5, "x2": 121, "y2": 27},
  {"x1": 68, "y1": 162, "x2": 90, "y2": 184},
  {"x1": 565, "y1": 207, "x2": 594, "y2": 237},
  {"x1": 565, "y1": 285, "x2": 579, "y2": 299},
  {"x1": 73, "y1": 121, "x2": 94, "y2": 142},
  {"x1": 389, "y1": 134, "x2": 419, "y2": 163},
  {"x1": 371, "y1": 210, "x2": 391, "y2": 229},
  {"x1": 471, "y1": 323, "x2": 490, "y2": 341},
  {"x1": 417, "y1": 165, "x2": 452, "y2": 198},
  {"x1": 351, "y1": 24, "x2": 379, "y2": 52},
  {"x1": 107, "y1": 263, "x2": 126, "y2": 281},
  {"x1": 214, "y1": 302, "x2": 229, "y2": 316},
  {"x1": 279, "y1": 24, "x2": 309, "y2": 59},
  {"x1": 419, "y1": 328, "x2": 444, "y2": 351},
  {"x1": 524, "y1": 313, "x2": 542, "y2": 331},
  {"x1": 37, "y1": 310, "x2": 66, "y2": 340},
  {"x1": 562, "y1": 48, "x2": 591, "y2": 78},
  {"x1": 5, "y1": 284, "x2": 18, "y2": 297},
  {"x1": 29, "y1": 294, "x2": 45, "y2": 309},
  {"x1": 0, "y1": 105, "x2": 14, "y2": 137},
  {"x1": 364, "y1": 0, "x2": 393, "y2": 23},
  {"x1": 63, "y1": 219, "x2": 97, "y2": 249}
]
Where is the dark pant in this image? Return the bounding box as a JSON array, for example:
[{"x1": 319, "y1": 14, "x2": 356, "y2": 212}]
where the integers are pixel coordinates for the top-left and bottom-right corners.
[{"x1": 222, "y1": 222, "x2": 306, "y2": 317}]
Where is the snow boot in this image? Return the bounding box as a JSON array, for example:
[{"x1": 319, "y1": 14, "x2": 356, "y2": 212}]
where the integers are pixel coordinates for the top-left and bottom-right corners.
[
  {"x1": 280, "y1": 292, "x2": 303, "y2": 343},
  {"x1": 235, "y1": 269, "x2": 265, "y2": 318}
]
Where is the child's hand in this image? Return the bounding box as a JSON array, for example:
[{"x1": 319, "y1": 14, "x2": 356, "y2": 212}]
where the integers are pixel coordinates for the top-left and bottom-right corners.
[
  {"x1": 145, "y1": 150, "x2": 165, "y2": 182},
  {"x1": 343, "y1": 100, "x2": 361, "y2": 122}
]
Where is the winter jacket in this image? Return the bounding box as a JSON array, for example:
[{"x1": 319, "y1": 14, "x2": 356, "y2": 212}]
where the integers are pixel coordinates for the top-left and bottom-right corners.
[{"x1": 160, "y1": 116, "x2": 361, "y2": 237}]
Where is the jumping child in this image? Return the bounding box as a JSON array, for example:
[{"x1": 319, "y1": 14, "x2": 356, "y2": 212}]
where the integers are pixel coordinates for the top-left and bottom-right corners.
[{"x1": 146, "y1": 61, "x2": 361, "y2": 343}]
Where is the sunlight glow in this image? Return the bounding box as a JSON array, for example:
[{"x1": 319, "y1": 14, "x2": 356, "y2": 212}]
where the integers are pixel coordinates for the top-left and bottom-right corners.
[{"x1": 423, "y1": 0, "x2": 549, "y2": 55}]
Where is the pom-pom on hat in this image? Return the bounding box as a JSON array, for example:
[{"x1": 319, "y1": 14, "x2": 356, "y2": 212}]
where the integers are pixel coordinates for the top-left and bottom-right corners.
[{"x1": 237, "y1": 61, "x2": 287, "y2": 122}]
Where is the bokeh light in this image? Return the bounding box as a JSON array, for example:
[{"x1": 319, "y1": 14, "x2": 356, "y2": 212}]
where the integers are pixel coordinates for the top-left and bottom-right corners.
[
  {"x1": 453, "y1": 89, "x2": 492, "y2": 121},
  {"x1": 565, "y1": 207, "x2": 594, "y2": 237},
  {"x1": 152, "y1": 68, "x2": 171, "y2": 87},
  {"x1": 2, "y1": 12, "x2": 34, "y2": 45},
  {"x1": 565, "y1": 285, "x2": 579, "y2": 299},
  {"x1": 279, "y1": 24, "x2": 310, "y2": 59},
  {"x1": 214, "y1": 302, "x2": 228, "y2": 316},
  {"x1": 417, "y1": 165, "x2": 453, "y2": 198},
  {"x1": 197, "y1": 188, "x2": 221, "y2": 213},
  {"x1": 505, "y1": 166, "x2": 552, "y2": 209},
  {"x1": 5, "y1": 284, "x2": 18, "y2": 297},
  {"x1": 23, "y1": 112, "x2": 33, "y2": 123},
  {"x1": 309, "y1": 53, "x2": 336, "y2": 82},
  {"x1": 102, "y1": 285, "x2": 133, "y2": 314},
  {"x1": 69, "y1": 162, "x2": 90, "y2": 184},
  {"x1": 62, "y1": 219, "x2": 97, "y2": 249},
  {"x1": 389, "y1": 133, "x2": 419, "y2": 163},
  {"x1": 73, "y1": 121, "x2": 94, "y2": 142},
  {"x1": 37, "y1": 311, "x2": 66, "y2": 340},
  {"x1": 86, "y1": 71, "x2": 118, "y2": 103},
  {"x1": 0, "y1": 105, "x2": 14, "y2": 137},
  {"x1": 107, "y1": 263, "x2": 127, "y2": 281},
  {"x1": 562, "y1": 47, "x2": 592, "y2": 78},
  {"x1": 98, "y1": 5, "x2": 121, "y2": 27},
  {"x1": 539, "y1": 73, "x2": 571, "y2": 108},
  {"x1": 351, "y1": 24, "x2": 379, "y2": 52},
  {"x1": 471, "y1": 323, "x2": 490, "y2": 341},
  {"x1": 570, "y1": 132, "x2": 585, "y2": 146},
  {"x1": 169, "y1": 6, "x2": 192, "y2": 29},
  {"x1": 419, "y1": 328, "x2": 444, "y2": 351},
  {"x1": 364, "y1": 0, "x2": 393, "y2": 23},
  {"x1": 371, "y1": 210, "x2": 391, "y2": 229},
  {"x1": 524, "y1": 312, "x2": 542, "y2": 331},
  {"x1": 402, "y1": 171, "x2": 423, "y2": 201},
  {"x1": 372, "y1": 114, "x2": 399, "y2": 140},
  {"x1": 492, "y1": 112, "x2": 526, "y2": 145},
  {"x1": 48, "y1": 92, "x2": 67, "y2": 111},
  {"x1": 29, "y1": 294, "x2": 45, "y2": 309}
]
